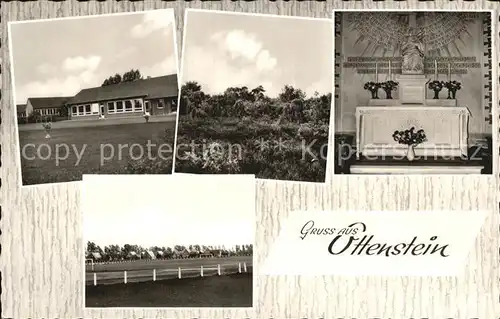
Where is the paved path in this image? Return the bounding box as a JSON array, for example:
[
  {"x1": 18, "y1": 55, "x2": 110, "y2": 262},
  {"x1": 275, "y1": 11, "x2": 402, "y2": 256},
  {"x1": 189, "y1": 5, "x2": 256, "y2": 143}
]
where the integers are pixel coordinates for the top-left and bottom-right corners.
[{"x1": 18, "y1": 114, "x2": 177, "y2": 131}]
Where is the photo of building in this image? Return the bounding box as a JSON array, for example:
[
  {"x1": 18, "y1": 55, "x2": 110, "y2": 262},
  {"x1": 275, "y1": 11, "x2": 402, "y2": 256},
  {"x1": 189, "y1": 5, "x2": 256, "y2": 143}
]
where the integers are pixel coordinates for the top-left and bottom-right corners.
[
  {"x1": 9, "y1": 9, "x2": 180, "y2": 185},
  {"x1": 66, "y1": 74, "x2": 178, "y2": 120}
]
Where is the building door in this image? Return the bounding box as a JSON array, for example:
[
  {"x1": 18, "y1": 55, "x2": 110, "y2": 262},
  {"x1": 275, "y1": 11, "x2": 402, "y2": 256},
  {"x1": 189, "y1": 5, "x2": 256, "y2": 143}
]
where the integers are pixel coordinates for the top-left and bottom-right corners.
[
  {"x1": 145, "y1": 101, "x2": 151, "y2": 114},
  {"x1": 100, "y1": 104, "x2": 105, "y2": 115}
]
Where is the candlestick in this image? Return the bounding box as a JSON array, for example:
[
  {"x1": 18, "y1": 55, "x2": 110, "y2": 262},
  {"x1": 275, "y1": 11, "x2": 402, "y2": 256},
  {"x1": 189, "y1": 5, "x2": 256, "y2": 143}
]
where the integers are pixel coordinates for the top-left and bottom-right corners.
[
  {"x1": 434, "y1": 60, "x2": 438, "y2": 81},
  {"x1": 375, "y1": 62, "x2": 378, "y2": 82},
  {"x1": 448, "y1": 63, "x2": 451, "y2": 82},
  {"x1": 388, "y1": 60, "x2": 392, "y2": 81}
]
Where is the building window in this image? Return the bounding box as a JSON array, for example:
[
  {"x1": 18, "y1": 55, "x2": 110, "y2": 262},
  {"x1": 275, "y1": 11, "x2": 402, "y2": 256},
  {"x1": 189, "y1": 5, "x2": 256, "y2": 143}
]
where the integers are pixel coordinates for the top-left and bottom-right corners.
[
  {"x1": 125, "y1": 100, "x2": 133, "y2": 112},
  {"x1": 84, "y1": 105, "x2": 91, "y2": 114},
  {"x1": 91, "y1": 103, "x2": 99, "y2": 114},
  {"x1": 107, "y1": 102, "x2": 115, "y2": 113},
  {"x1": 72, "y1": 106, "x2": 77, "y2": 115},
  {"x1": 134, "y1": 99, "x2": 143, "y2": 112},
  {"x1": 78, "y1": 105, "x2": 84, "y2": 114},
  {"x1": 116, "y1": 101, "x2": 124, "y2": 112},
  {"x1": 158, "y1": 99, "x2": 165, "y2": 109}
]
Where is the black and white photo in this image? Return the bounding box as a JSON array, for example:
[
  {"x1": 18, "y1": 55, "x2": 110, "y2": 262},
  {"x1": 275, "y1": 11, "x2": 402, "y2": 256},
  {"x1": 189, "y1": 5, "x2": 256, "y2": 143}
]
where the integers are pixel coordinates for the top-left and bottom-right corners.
[
  {"x1": 174, "y1": 10, "x2": 333, "y2": 182},
  {"x1": 333, "y1": 10, "x2": 495, "y2": 175},
  {"x1": 83, "y1": 174, "x2": 255, "y2": 308},
  {"x1": 9, "y1": 9, "x2": 179, "y2": 186}
]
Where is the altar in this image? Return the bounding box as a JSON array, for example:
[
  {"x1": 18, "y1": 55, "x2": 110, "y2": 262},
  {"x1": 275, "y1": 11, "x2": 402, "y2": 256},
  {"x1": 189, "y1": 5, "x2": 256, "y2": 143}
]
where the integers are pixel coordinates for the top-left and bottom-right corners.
[
  {"x1": 355, "y1": 105, "x2": 471, "y2": 158},
  {"x1": 337, "y1": 11, "x2": 489, "y2": 175}
]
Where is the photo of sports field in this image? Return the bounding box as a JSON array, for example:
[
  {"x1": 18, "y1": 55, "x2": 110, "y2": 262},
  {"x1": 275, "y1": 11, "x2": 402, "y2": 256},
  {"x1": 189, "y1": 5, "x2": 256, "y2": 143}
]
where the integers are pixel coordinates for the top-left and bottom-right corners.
[{"x1": 85, "y1": 255, "x2": 253, "y2": 307}]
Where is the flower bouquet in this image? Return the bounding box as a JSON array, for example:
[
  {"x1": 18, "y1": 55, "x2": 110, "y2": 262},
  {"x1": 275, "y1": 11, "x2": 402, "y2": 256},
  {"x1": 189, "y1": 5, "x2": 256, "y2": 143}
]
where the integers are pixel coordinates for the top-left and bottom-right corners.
[
  {"x1": 392, "y1": 127, "x2": 427, "y2": 161},
  {"x1": 428, "y1": 80, "x2": 444, "y2": 99},
  {"x1": 380, "y1": 80, "x2": 399, "y2": 99},
  {"x1": 41, "y1": 122, "x2": 52, "y2": 139},
  {"x1": 363, "y1": 81, "x2": 381, "y2": 99},
  {"x1": 443, "y1": 80, "x2": 461, "y2": 99}
]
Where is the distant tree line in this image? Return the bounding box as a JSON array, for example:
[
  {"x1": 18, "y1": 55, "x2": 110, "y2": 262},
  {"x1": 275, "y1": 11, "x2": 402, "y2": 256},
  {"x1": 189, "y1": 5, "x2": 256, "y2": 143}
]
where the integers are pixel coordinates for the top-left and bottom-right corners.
[
  {"x1": 179, "y1": 81, "x2": 331, "y2": 124},
  {"x1": 101, "y1": 69, "x2": 144, "y2": 86},
  {"x1": 85, "y1": 241, "x2": 253, "y2": 262}
]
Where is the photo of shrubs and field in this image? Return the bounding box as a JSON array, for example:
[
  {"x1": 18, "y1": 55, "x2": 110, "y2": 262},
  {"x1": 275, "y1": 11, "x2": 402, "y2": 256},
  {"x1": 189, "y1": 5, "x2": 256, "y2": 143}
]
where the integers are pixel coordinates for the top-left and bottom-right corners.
[
  {"x1": 175, "y1": 10, "x2": 333, "y2": 182},
  {"x1": 85, "y1": 242, "x2": 253, "y2": 307},
  {"x1": 175, "y1": 82, "x2": 332, "y2": 182}
]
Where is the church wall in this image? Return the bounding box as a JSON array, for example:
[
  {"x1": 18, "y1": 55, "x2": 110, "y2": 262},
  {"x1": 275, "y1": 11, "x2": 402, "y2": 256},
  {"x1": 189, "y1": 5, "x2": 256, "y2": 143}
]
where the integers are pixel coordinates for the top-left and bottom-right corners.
[{"x1": 336, "y1": 13, "x2": 491, "y2": 142}]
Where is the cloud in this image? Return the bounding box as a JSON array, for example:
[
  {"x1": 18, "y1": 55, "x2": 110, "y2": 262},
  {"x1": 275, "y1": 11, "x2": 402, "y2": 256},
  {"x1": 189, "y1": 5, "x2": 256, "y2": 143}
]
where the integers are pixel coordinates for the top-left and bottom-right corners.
[
  {"x1": 141, "y1": 55, "x2": 177, "y2": 78},
  {"x1": 62, "y1": 55, "x2": 101, "y2": 72},
  {"x1": 36, "y1": 63, "x2": 57, "y2": 75},
  {"x1": 15, "y1": 71, "x2": 100, "y2": 104},
  {"x1": 181, "y1": 45, "x2": 279, "y2": 97},
  {"x1": 210, "y1": 30, "x2": 277, "y2": 72},
  {"x1": 181, "y1": 30, "x2": 279, "y2": 96},
  {"x1": 131, "y1": 9, "x2": 173, "y2": 38},
  {"x1": 304, "y1": 75, "x2": 333, "y2": 98},
  {"x1": 256, "y1": 50, "x2": 277, "y2": 72}
]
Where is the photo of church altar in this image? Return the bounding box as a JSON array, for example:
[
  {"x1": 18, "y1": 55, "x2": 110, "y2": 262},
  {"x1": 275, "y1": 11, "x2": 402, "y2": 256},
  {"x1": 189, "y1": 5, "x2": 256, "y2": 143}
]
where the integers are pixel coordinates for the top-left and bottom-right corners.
[{"x1": 333, "y1": 11, "x2": 494, "y2": 175}]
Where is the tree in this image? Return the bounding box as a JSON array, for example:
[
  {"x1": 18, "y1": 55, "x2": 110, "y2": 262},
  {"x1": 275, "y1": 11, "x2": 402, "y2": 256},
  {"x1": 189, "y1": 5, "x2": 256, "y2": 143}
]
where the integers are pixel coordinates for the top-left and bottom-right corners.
[
  {"x1": 86, "y1": 241, "x2": 98, "y2": 254},
  {"x1": 27, "y1": 111, "x2": 41, "y2": 123},
  {"x1": 121, "y1": 244, "x2": 133, "y2": 259},
  {"x1": 104, "y1": 244, "x2": 121, "y2": 261},
  {"x1": 165, "y1": 247, "x2": 173, "y2": 258},
  {"x1": 122, "y1": 69, "x2": 143, "y2": 82},
  {"x1": 251, "y1": 85, "x2": 266, "y2": 101},
  {"x1": 102, "y1": 72, "x2": 131, "y2": 86},
  {"x1": 278, "y1": 85, "x2": 306, "y2": 103},
  {"x1": 180, "y1": 81, "x2": 205, "y2": 116},
  {"x1": 59, "y1": 104, "x2": 68, "y2": 118}
]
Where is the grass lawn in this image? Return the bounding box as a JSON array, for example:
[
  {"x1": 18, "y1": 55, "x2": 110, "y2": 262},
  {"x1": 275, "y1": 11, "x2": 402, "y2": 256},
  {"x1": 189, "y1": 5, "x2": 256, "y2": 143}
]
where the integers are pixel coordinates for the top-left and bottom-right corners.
[
  {"x1": 85, "y1": 273, "x2": 253, "y2": 307},
  {"x1": 19, "y1": 121, "x2": 176, "y2": 185}
]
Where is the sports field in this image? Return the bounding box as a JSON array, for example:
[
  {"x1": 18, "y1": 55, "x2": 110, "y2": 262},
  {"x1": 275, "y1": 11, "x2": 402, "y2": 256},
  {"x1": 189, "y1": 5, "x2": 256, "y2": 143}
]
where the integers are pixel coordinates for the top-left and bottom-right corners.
[
  {"x1": 18, "y1": 116, "x2": 176, "y2": 185},
  {"x1": 85, "y1": 256, "x2": 253, "y2": 307},
  {"x1": 86, "y1": 255, "x2": 253, "y2": 285},
  {"x1": 85, "y1": 273, "x2": 253, "y2": 307}
]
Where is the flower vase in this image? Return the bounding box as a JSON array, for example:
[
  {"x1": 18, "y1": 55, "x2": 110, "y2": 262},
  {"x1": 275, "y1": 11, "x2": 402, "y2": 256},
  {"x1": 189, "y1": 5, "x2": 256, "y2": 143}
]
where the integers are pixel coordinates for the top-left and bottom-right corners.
[
  {"x1": 383, "y1": 89, "x2": 393, "y2": 99},
  {"x1": 432, "y1": 89, "x2": 441, "y2": 99},
  {"x1": 370, "y1": 89, "x2": 379, "y2": 99},
  {"x1": 406, "y1": 144, "x2": 415, "y2": 161},
  {"x1": 45, "y1": 130, "x2": 51, "y2": 139},
  {"x1": 450, "y1": 89, "x2": 457, "y2": 99}
]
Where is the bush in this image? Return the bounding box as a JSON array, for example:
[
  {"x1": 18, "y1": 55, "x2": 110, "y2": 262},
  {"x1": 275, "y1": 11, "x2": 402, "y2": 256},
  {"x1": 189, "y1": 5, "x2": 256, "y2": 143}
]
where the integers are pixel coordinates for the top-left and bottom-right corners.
[{"x1": 176, "y1": 82, "x2": 331, "y2": 181}]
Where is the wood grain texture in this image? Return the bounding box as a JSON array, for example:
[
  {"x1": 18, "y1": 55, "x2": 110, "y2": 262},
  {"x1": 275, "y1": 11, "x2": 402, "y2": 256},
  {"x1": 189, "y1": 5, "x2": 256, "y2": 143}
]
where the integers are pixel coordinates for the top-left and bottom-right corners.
[{"x1": 1, "y1": 1, "x2": 499, "y2": 318}]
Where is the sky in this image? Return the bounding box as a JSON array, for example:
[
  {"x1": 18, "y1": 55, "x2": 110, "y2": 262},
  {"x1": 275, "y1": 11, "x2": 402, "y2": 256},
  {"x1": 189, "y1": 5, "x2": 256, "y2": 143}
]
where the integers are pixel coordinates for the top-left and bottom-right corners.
[
  {"x1": 181, "y1": 11, "x2": 332, "y2": 98},
  {"x1": 9, "y1": 9, "x2": 178, "y2": 104},
  {"x1": 82, "y1": 175, "x2": 255, "y2": 248}
]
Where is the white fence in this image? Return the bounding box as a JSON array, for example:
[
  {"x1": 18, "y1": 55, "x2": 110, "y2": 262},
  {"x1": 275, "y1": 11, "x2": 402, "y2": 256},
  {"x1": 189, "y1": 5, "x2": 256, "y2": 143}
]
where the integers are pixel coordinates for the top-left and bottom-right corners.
[{"x1": 88, "y1": 262, "x2": 250, "y2": 286}]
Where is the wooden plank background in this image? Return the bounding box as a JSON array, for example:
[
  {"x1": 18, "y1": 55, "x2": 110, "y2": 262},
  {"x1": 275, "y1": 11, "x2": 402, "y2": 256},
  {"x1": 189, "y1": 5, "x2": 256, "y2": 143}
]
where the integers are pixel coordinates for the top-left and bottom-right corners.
[{"x1": 1, "y1": 0, "x2": 499, "y2": 318}]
